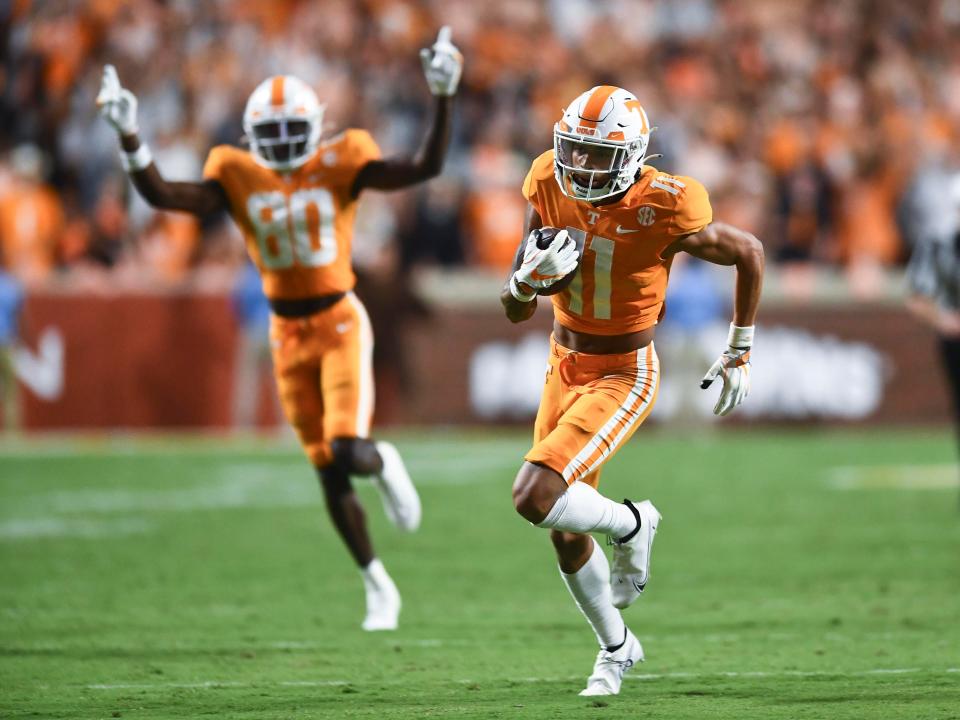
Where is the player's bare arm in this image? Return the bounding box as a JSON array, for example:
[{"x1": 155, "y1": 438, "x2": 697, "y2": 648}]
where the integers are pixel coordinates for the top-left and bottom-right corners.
[
  {"x1": 97, "y1": 65, "x2": 227, "y2": 217},
  {"x1": 500, "y1": 205, "x2": 544, "y2": 324},
  {"x1": 349, "y1": 95, "x2": 453, "y2": 196},
  {"x1": 665, "y1": 221, "x2": 765, "y2": 327},
  {"x1": 119, "y1": 134, "x2": 227, "y2": 216},
  {"x1": 349, "y1": 27, "x2": 462, "y2": 197},
  {"x1": 666, "y1": 221, "x2": 765, "y2": 415}
]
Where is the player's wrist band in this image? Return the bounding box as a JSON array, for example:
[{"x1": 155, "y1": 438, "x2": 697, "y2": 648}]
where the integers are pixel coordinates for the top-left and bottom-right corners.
[
  {"x1": 120, "y1": 143, "x2": 153, "y2": 173},
  {"x1": 727, "y1": 323, "x2": 754, "y2": 350},
  {"x1": 510, "y1": 274, "x2": 537, "y2": 303}
]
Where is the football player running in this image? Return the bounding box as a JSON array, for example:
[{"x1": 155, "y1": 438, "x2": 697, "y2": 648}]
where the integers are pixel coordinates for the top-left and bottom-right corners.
[
  {"x1": 502, "y1": 86, "x2": 764, "y2": 695},
  {"x1": 97, "y1": 29, "x2": 463, "y2": 632}
]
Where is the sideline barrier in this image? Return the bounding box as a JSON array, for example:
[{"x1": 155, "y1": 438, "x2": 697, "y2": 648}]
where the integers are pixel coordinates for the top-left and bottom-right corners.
[{"x1": 11, "y1": 290, "x2": 952, "y2": 429}]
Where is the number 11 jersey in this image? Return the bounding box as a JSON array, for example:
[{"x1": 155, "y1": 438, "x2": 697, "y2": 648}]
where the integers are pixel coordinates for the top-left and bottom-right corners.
[
  {"x1": 203, "y1": 129, "x2": 381, "y2": 300},
  {"x1": 522, "y1": 149, "x2": 713, "y2": 336}
]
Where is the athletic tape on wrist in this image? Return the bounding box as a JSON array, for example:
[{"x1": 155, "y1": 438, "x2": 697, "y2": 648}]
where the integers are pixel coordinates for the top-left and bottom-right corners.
[
  {"x1": 120, "y1": 143, "x2": 153, "y2": 173},
  {"x1": 727, "y1": 323, "x2": 754, "y2": 350},
  {"x1": 510, "y1": 274, "x2": 537, "y2": 303}
]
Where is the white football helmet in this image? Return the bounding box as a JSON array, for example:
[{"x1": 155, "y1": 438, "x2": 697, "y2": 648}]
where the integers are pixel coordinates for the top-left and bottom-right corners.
[
  {"x1": 554, "y1": 86, "x2": 653, "y2": 202},
  {"x1": 243, "y1": 75, "x2": 324, "y2": 172}
]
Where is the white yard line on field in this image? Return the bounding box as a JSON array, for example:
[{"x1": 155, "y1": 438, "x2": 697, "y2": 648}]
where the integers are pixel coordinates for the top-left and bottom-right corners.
[
  {"x1": 86, "y1": 680, "x2": 349, "y2": 690},
  {"x1": 826, "y1": 464, "x2": 958, "y2": 490},
  {"x1": 278, "y1": 680, "x2": 350, "y2": 687},
  {"x1": 2, "y1": 453, "x2": 510, "y2": 529},
  {"x1": 0, "y1": 434, "x2": 528, "y2": 462},
  {"x1": 87, "y1": 681, "x2": 245, "y2": 690},
  {"x1": 260, "y1": 640, "x2": 452, "y2": 651},
  {"x1": 0, "y1": 516, "x2": 153, "y2": 539},
  {"x1": 263, "y1": 631, "x2": 941, "y2": 647},
  {"x1": 508, "y1": 667, "x2": 960, "y2": 684},
  {"x1": 0, "y1": 463, "x2": 507, "y2": 540},
  {"x1": 85, "y1": 667, "x2": 960, "y2": 691},
  {"x1": 15, "y1": 628, "x2": 951, "y2": 658}
]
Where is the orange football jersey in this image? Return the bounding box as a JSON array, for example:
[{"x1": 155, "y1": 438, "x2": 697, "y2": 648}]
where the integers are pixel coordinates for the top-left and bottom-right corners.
[
  {"x1": 522, "y1": 149, "x2": 712, "y2": 335},
  {"x1": 203, "y1": 129, "x2": 381, "y2": 300}
]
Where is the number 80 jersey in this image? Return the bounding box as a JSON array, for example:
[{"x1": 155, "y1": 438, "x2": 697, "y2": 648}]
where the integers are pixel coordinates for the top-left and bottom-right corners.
[
  {"x1": 203, "y1": 129, "x2": 380, "y2": 300},
  {"x1": 522, "y1": 149, "x2": 713, "y2": 336}
]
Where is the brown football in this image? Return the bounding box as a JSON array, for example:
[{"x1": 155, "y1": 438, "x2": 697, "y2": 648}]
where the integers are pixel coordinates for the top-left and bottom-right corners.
[{"x1": 532, "y1": 226, "x2": 584, "y2": 296}]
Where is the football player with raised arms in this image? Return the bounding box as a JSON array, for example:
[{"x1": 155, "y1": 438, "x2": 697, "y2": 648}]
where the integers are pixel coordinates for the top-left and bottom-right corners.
[
  {"x1": 502, "y1": 86, "x2": 764, "y2": 694},
  {"x1": 97, "y1": 29, "x2": 463, "y2": 631}
]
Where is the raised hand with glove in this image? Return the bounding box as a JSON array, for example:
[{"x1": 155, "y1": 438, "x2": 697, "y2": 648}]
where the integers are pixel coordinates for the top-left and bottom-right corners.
[
  {"x1": 95, "y1": 64, "x2": 154, "y2": 173},
  {"x1": 96, "y1": 64, "x2": 139, "y2": 138},
  {"x1": 701, "y1": 323, "x2": 753, "y2": 416},
  {"x1": 420, "y1": 26, "x2": 463, "y2": 97}
]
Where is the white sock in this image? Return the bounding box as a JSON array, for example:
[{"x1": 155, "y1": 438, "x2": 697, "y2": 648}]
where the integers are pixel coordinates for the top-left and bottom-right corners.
[
  {"x1": 537, "y1": 481, "x2": 638, "y2": 539},
  {"x1": 560, "y1": 537, "x2": 626, "y2": 649},
  {"x1": 361, "y1": 558, "x2": 393, "y2": 593},
  {"x1": 359, "y1": 558, "x2": 400, "y2": 630}
]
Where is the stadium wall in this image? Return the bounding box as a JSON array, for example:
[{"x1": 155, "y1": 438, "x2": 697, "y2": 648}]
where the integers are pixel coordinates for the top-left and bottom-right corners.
[{"x1": 9, "y1": 290, "x2": 952, "y2": 430}]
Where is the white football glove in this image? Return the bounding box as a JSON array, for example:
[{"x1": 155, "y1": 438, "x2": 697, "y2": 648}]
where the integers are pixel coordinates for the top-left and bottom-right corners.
[
  {"x1": 512, "y1": 229, "x2": 580, "y2": 296},
  {"x1": 419, "y1": 26, "x2": 463, "y2": 97},
  {"x1": 96, "y1": 64, "x2": 139, "y2": 136},
  {"x1": 700, "y1": 324, "x2": 753, "y2": 416}
]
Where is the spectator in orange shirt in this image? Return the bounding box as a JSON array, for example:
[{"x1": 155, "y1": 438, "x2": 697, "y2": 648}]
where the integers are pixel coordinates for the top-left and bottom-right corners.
[
  {"x1": 0, "y1": 146, "x2": 64, "y2": 286},
  {"x1": 463, "y1": 139, "x2": 528, "y2": 272}
]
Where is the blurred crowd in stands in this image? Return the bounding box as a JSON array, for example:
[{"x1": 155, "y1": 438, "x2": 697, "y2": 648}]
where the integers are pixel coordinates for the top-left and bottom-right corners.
[{"x1": 2, "y1": 0, "x2": 959, "y2": 297}]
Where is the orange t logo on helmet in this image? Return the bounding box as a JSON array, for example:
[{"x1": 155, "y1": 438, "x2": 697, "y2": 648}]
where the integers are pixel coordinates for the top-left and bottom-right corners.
[
  {"x1": 243, "y1": 75, "x2": 325, "y2": 172},
  {"x1": 553, "y1": 86, "x2": 653, "y2": 202}
]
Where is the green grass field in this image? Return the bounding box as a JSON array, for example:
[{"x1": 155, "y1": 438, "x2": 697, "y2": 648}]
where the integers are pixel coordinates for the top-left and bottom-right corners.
[{"x1": 1, "y1": 429, "x2": 959, "y2": 719}]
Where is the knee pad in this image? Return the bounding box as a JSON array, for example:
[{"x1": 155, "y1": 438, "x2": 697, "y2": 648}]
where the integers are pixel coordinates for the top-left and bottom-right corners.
[{"x1": 330, "y1": 437, "x2": 382, "y2": 476}]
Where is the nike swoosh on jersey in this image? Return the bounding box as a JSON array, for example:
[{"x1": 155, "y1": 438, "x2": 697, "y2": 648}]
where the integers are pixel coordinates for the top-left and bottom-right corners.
[{"x1": 615, "y1": 225, "x2": 642, "y2": 234}]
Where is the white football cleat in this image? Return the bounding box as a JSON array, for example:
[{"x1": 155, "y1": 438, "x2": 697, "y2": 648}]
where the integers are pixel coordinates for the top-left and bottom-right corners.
[
  {"x1": 579, "y1": 628, "x2": 644, "y2": 696},
  {"x1": 373, "y1": 441, "x2": 421, "y2": 532},
  {"x1": 610, "y1": 500, "x2": 661, "y2": 609},
  {"x1": 361, "y1": 562, "x2": 401, "y2": 632}
]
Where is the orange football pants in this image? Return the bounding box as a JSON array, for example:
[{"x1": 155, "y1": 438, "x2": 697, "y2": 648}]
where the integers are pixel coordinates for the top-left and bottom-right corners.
[
  {"x1": 525, "y1": 337, "x2": 660, "y2": 488},
  {"x1": 269, "y1": 293, "x2": 374, "y2": 467}
]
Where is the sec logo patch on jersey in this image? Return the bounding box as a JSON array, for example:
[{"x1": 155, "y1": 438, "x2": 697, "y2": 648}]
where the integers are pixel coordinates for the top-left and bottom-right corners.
[{"x1": 637, "y1": 206, "x2": 656, "y2": 226}]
